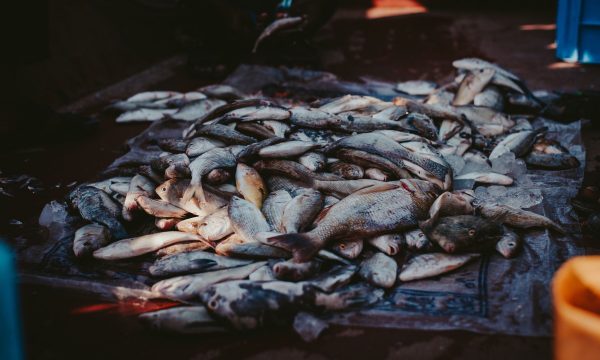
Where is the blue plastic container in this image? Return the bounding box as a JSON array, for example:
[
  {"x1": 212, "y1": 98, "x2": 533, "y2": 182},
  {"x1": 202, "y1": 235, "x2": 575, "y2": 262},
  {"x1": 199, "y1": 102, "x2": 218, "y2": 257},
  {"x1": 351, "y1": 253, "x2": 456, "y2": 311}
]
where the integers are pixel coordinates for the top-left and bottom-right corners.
[
  {"x1": 0, "y1": 241, "x2": 22, "y2": 360},
  {"x1": 556, "y1": 0, "x2": 600, "y2": 63}
]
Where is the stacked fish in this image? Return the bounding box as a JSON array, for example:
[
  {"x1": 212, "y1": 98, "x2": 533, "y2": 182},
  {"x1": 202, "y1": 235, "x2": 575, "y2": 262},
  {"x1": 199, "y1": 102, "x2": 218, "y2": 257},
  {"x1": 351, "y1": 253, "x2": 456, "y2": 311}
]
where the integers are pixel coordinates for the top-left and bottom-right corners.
[{"x1": 67, "y1": 58, "x2": 577, "y2": 334}]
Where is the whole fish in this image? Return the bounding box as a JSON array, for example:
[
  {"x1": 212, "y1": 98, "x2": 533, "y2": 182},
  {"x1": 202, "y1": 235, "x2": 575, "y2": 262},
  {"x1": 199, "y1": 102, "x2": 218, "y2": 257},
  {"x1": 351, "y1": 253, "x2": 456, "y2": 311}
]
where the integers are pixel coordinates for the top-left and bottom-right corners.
[
  {"x1": 194, "y1": 124, "x2": 256, "y2": 145},
  {"x1": 216, "y1": 234, "x2": 290, "y2": 259},
  {"x1": 253, "y1": 16, "x2": 304, "y2": 52},
  {"x1": 365, "y1": 168, "x2": 390, "y2": 181},
  {"x1": 489, "y1": 128, "x2": 545, "y2": 160},
  {"x1": 229, "y1": 196, "x2": 271, "y2": 243},
  {"x1": 452, "y1": 68, "x2": 495, "y2": 106},
  {"x1": 495, "y1": 226, "x2": 522, "y2": 258},
  {"x1": 396, "y1": 80, "x2": 437, "y2": 96},
  {"x1": 454, "y1": 172, "x2": 513, "y2": 186},
  {"x1": 235, "y1": 137, "x2": 286, "y2": 162},
  {"x1": 268, "y1": 181, "x2": 439, "y2": 261},
  {"x1": 217, "y1": 105, "x2": 290, "y2": 123},
  {"x1": 184, "y1": 147, "x2": 237, "y2": 204},
  {"x1": 249, "y1": 265, "x2": 277, "y2": 281},
  {"x1": 525, "y1": 152, "x2": 580, "y2": 170},
  {"x1": 258, "y1": 140, "x2": 320, "y2": 158},
  {"x1": 404, "y1": 228, "x2": 436, "y2": 251},
  {"x1": 476, "y1": 203, "x2": 565, "y2": 233},
  {"x1": 474, "y1": 85, "x2": 504, "y2": 110},
  {"x1": 126, "y1": 91, "x2": 181, "y2": 103},
  {"x1": 281, "y1": 189, "x2": 324, "y2": 233},
  {"x1": 420, "y1": 191, "x2": 475, "y2": 228},
  {"x1": 151, "y1": 154, "x2": 190, "y2": 179},
  {"x1": 262, "y1": 120, "x2": 290, "y2": 138},
  {"x1": 235, "y1": 163, "x2": 267, "y2": 208},
  {"x1": 73, "y1": 224, "x2": 111, "y2": 258},
  {"x1": 156, "y1": 179, "x2": 225, "y2": 216},
  {"x1": 289, "y1": 107, "x2": 343, "y2": 130},
  {"x1": 358, "y1": 252, "x2": 397, "y2": 288},
  {"x1": 304, "y1": 265, "x2": 358, "y2": 292},
  {"x1": 139, "y1": 306, "x2": 227, "y2": 334},
  {"x1": 262, "y1": 190, "x2": 293, "y2": 232},
  {"x1": 196, "y1": 207, "x2": 234, "y2": 241},
  {"x1": 334, "y1": 148, "x2": 409, "y2": 179},
  {"x1": 116, "y1": 108, "x2": 176, "y2": 122},
  {"x1": 374, "y1": 130, "x2": 434, "y2": 145},
  {"x1": 273, "y1": 259, "x2": 322, "y2": 281},
  {"x1": 156, "y1": 241, "x2": 211, "y2": 257},
  {"x1": 122, "y1": 175, "x2": 156, "y2": 221},
  {"x1": 171, "y1": 98, "x2": 227, "y2": 121},
  {"x1": 93, "y1": 231, "x2": 205, "y2": 260},
  {"x1": 330, "y1": 162, "x2": 364, "y2": 180},
  {"x1": 337, "y1": 114, "x2": 410, "y2": 133},
  {"x1": 186, "y1": 137, "x2": 226, "y2": 157},
  {"x1": 69, "y1": 186, "x2": 128, "y2": 239},
  {"x1": 402, "y1": 113, "x2": 438, "y2": 140},
  {"x1": 367, "y1": 234, "x2": 403, "y2": 256},
  {"x1": 421, "y1": 215, "x2": 503, "y2": 253},
  {"x1": 136, "y1": 196, "x2": 188, "y2": 218},
  {"x1": 319, "y1": 95, "x2": 385, "y2": 115},
  {"x1": 149, "y1": 250, "x2": 252, "y2": 276},
  {"x1": 235, "y1": 122, "x2": 275, "y2": 139},
  {"x1": 399, "y1": 253, "x2": 480, "y2": 282},
  {"x1": 329, "y1": 238, "x2": 364, "y2": 259},
  {"x1": 452, "y1": 58, "x2": 520, "y2": 81},
  {"x1": 205, "y1": 168, "x2": 232, "y2": 185},
  {"x1": 299, "y1": 151, "x2": 326, "y2": 172},
  {"x1": 157, "y1": 139, "x2": 188, "y2": 153},
  {"x1": 152, "y1": 262, "x2": 267, "y2": 301},
  {"x1": 198, "y1": 84, "x2": 245, "y2": 101}
]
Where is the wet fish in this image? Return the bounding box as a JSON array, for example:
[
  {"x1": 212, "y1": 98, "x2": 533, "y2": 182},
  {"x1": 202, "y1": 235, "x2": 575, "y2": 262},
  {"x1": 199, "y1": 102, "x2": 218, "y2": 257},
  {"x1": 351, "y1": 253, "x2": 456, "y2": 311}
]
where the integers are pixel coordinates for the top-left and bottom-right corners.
[
  {"x1": 73, "y1": 224, "x2": 111, "y2": 258},
  {"x1": 171, "y1": 99, "x2": 227, "y2": 121},
  {"x1": 399, "y1": 253, "x2": 480, "y2": 282},
  {"x1": 69, "y1": 186, "x2": 128, "y2": 239},
  {"x1": 358, "y1": 252, "x2": 397, "y2": 288},
  {"x1": 249, "y1": 265, "x2": 277, "y2": 281},
  {"x1": 186, "y1": 137, "x2": 226, "y2": 157},
  {"x1": 198, "y1": 84, "x2": 245, "y2": 101},
  {"x1": 329, "y1": 238, "x2": 364, "y2": 259},
  {"x1": 299, "y1": 151, "x2": 326, "y2": 172},
  {"x1": 235, "y1": 137, "x2": 286, "y2": 163},
  {"x1": 93, "y1": 231, "x2": 205, "y2": 260},
  {"x1": 217, "y1": 105, "x2": 290, "y2": 123},
  {"x1": 329, "y1": 162, "x2": 364, "y2": 180},
  {"x1": 420, "y1": 191, "x2": 475, "y2": 228},
  {"x1": 233, "y1": 163, "x2": 266, "y2": 208},
  {"x1": 155, "y1": 218, "x2": 181, "y2": 230},
  {"x1": 334, "y1": 148, "x2": 409, "y2": 179},
  {"x1": 304, "y1": 264, "x2": 358, "y2": 292},
  {"x1": 367, "y1": 234, "x2": 403, "y2": 256},
  {"x1": 229, "y1": 196, "x2": 271, "y2": 243},
  {"x1": 205, "y1": 168, "x2": 232, "y2": 185},
  {"x1": 216, "y1": 234, "x2": 290, "y2": 259},
  {"x1": 194, "y1": 124, "x2": 257, "y2": 145},
  {"x1": 495, "y1": 226, "x2": 522, "y2": 258},
  {"x1": 452, "y1": 58, "x2": 520, "y2": 81},
  {"x1": 474, "y1": 85, "x2": 504, "y2": 110},
  {"x1": 127, "y1": 91, "x2": 181, "y2": 103},
  {"x1": 136, "y1": 196, "x2": 188, "y2": 218},
  {"x1": 452, "y1": 68, "x2": 495, "y2": 106},
  {"x1": 253, "y1": 16, "x2": 304, "y2": 53},
  {"x1": 319, "y1": 95, "x2": 385, "y2": 115},
  {"x1": 196, "y1": 207, "x2": 234, "y2": 241},
  {"x1": 122, "y1": 175, "x2": 156, "y2": 221},
  {"x1": 235, "y1": 122, "x2": 275, "y2": 139},
  {"x1": 273, "y1": 259, "x2": 322, "y2": 281},
  {"x1": 395, "y1": 80, "x2": 437, "y2": 96},
  {"x1": 157, "y1": 139, "x2": 188, "y2": 153},
  {"x1": 289, "y1": 107, "x2": 343, "y2": 129},
  {"x1": 149, "y1": 250, "x2": 252, "y2": 276},
  {"x1": 139, "y1": 306, "x2": 227, "y2": 334},
  {"x1": 156, "y1": 179, "x2": 226, "y2": 216},
  {"x1": 262, "y1": 120, "x2": 290, "y2": 138},
  {"x1": 454, "y1": 172, "x2": 513, "y2": 186},
  {"x1": 258, "y1": 141, "x2": 320, "y2": 158},
  {"x1": 476, "y1": 203, "x2": 565, "y2": 233},
  {"x1": 116, "y1": 108, "x2": 176, "y2": 122},
  {"x1": 489, "y1": 128, "x2": 545, "y2": 160},
  {"x1": 262, "y1": 190, "x2": 293, "y2": 232},
  {"x1": 281, "y1": 189, "x2": 323, "y2": 233},
  {"x1": 156, "y1": 241, "x2": 211, "y2": 257},
  {"x1": 402, "y1": 113, "x2": 438, "y2": 140},
  {"x1": 404, "y1": 228, "x2": 436, "y2": 251},
  {"x1": 152, "y1": 262, "x2": 266, "y2": 301},
  {"x1": 151, "y1": 154, "x2": 190, "y2": 179},
  {"x1": 525, "y1": 152, "x2": 580, "y2": 170},
  {"x1": 185, "y1": 147, "x2": 237, "y2": 204},
  {"x1": 421, "y1": 215, "x2": 503, "y2": 253}
]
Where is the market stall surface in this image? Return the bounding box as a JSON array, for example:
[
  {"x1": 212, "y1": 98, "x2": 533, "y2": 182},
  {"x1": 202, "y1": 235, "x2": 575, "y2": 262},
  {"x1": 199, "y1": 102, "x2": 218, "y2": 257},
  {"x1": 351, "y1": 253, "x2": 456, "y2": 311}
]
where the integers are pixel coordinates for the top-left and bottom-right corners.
[{"x1": 5, "y1": 3, "x2": 600, "y2": 360}]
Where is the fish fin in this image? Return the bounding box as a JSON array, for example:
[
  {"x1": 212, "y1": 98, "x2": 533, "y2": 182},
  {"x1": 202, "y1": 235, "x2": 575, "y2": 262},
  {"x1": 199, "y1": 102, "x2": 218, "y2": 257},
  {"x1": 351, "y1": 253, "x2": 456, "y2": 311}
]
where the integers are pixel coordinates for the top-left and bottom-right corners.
[
  {"x1": 348, "y1": 183, "x2": 399, "y2": 196},
  {"x1": 267, "y1": 233, "x2": 320, "y2": 262},
  {"x1": 183, "y1": 182, "x2": 206, "y2": 205}
]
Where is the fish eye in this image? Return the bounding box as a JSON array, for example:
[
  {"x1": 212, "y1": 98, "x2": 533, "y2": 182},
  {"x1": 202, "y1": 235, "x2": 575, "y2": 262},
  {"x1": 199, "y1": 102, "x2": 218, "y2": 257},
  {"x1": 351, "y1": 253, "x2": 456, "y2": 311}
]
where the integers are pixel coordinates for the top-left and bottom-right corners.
[
  {"x1": 508, "y1": 242, "x2": 515, "y2": 247},
  {"x1": 208, "y1": 297, "x2": 219, "y2": 310},
  {"x1": 468, "y1": 229, "x2": 476, "y2": 237},
  {"x1": 162, "y1": 187, "x2": 167, "y2": 192},
  {"x1": 339, "y1": 244, "x2": 346, "y2": 250}
]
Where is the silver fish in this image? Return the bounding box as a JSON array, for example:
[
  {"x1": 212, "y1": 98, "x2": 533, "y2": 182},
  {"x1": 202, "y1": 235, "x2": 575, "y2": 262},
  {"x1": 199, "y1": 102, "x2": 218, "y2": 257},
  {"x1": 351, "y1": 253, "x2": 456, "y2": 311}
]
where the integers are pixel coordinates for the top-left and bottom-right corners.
[
  {"x1": 359, "y1": 252, "x2": 397, "y2": 288},
  {"x1": 136, "y1": 196, "x2": 188, "y2": 218},
  {"x1": 476, "y1": 203, "x2": 565, "y2": 233},
  {"x1": 93, "y1": 231, "x2": 205, "y2": 260},
  {"x1": 367, "y1": 234, "x2": 403, "y2": 256},
  {"x1": 73, "y1": 224, "x2": 111, "y2": 258},
  {"x1": 495, "y1": 226, "x2": 522, "y2": 258},
  {"x1": 262, "y1": 190, "x2": 293, "y2": 232},
  {"x1": 149, "y1": 250, "x2": 252, "y2": 276},
  {"x1": 253, "y1": 16, "x2": 304, "y2": 53},
  {"x1": 299, "y1": 151, "x2": 327, "y2": 172},
  {"x1": 122, "y1": 175, "x2": 156, "y2": 221},
  {"x1": 229, "y1": 196, "x2": 271, "y2": 243},
  {"x1": 329, "y1": 238, "x2": 364, "y2": 259},
  {"x1": 186, "y1": 137, "x2": 226, "y2": 157},
  {"x1": 235, "y1": 163, "x2": 267, "y2": 208},
  {"x1": 399, "y1": 253, "x2": 480, "y2": 282},
  {"x1": 258, "y1": 140, "x2": 320, "y2": 158},
  {"x1": 281, "y1": 189, "x2": 324, "y2": 233},
  {"x1": 216, "y1": 234, "x2": 290, "y2": 259}
]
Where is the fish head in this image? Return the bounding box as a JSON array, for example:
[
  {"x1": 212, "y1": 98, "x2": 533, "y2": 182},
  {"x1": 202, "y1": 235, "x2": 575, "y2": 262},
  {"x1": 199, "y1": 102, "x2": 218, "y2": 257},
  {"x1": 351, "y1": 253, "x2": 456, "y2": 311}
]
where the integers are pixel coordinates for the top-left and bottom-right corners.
[
  {"x1": 331, "y1": 239, "x2": 363, "y2": 259},
  {"x1": 432, "y1": 215, "x2": 503, "y2": 253},
  {"x1": 496, "y1": 236, "x2": 521, "y2": 258}
]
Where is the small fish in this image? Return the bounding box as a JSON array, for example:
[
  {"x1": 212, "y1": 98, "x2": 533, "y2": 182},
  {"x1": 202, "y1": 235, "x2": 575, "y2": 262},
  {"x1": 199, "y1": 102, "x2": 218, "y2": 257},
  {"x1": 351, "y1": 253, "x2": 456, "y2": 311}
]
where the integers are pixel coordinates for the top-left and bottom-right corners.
[
  {"x1": 364, "y1": 168, "x2": 389, "y2": 181},
  {"x1": 235, "y1": 122, "x2": 275, "y2": 139},
  {"x1": 359, "y1": 252, "x2": 397, "y2": 288},
  {"x1": 73, "y1": 224, "x2": 111, "y2": 258},
  {"x1": 229, "y1": 196, "x2": 271, "y2": 243},
  {"x1": 198, "y1": 84, "x2": 245, "y2": 101},
  {"x1": 149, "y1": 250, "x2": 252, "y2": 276},
  {"x1": 319, "y1": 95, "x2": 386, "y2": 115},
  {"x1": 186, "y1": 137, "x2": 226, "y2": 157},
  {"x1": 399, "y1": 253, "x2": 480, "y2": 282},
  {"x1": 333, "y1": 148, "x2": 408, "y2": 179},
  {"x1": 194, "y1": 124, "x2": 257, "y2": 145},
  {"x1": 273, "y1": 259, "x2": 322, "y2": 281},
  {"x1": 139, "y1": 306, "x2": 227, "y2": 334},
  {"x1": 216, "y1": 234, "x2": 290, "y2": 259},
  {"x1": 421, "y1": 215, "x2": 504, "y2": 253},
  {"x1": 253, "y1": 16, "x2": 304, "y2": 53},
  {"x1": 262, "y1": 121, "x2": 290, "y2": 138},
  {"x1": 299, "y1": 151, "x2": 326, "y2": 172},
  {"x1": 288, "y1": 107, "x2": 343, "y2": 130},
  {"x1": 367, "y1": 234, "x2": 403, "y2": 256},
  {"x1": 395, "y1": 80, "x2": 437, "y2": 96},
  {"x1": 196, "y1": 207, "x2": 234, "y2": 241},
  {"x1": 69, "y1": 186, "x2": 128, "y2": 239},
  {"x1": 136, "y1": 196, "x2": 188, "y2": 218},
  {"x1": 126, "y1": 91, "x2": 181, "y2": 103},
  {"x1": 404, "y1": 228, "x2": 435, "y2": 251},
  {"x1": 489, "y1": 128, "x2": 545, "y2": 160},
  {"x1": 452, "y1": 68, "x2": 495, "y2": 106},
  {"x1": 185, "y1": 147, "x2": 237, "y2": 204},
  {"x1": 157, "y1": 139, "x2": 188, "y2": 153},
  {"x1": 93, "y1": 231, "x2": 205, "y2": 260},
  {"x1": 452, "y1": 58, "x2": 520, "y2": 81},
  {"x1": 402, "y1": 113, "x2": 438, "y2": 141},
  {"x1": 525, "y1": 152, "x2": 580, "y2": 170},
  {"x1": 476, "y1": 203, "x2": 565, "y2": 233},
  {"x1": 152, "y1": 262, "x2": 266, "y2": 301},
  {"x1": 454, "y1": 172, "x2": 513, "y2": 186},
  {"x1": 329, "y1": 238, "x2": 364, "y2": 260},
  {"x1": 304, "y1": 265, "x2": 358, "y2": 292},
  {"x1": 235, "y1": 163, "x2": 267, "y2": 208},
  {"x1": 122, "y1": 175, "x2": 156, "y2": 221},
  {"x1": 217, "y1": 105, "x2": 290, "y2": 123},
  {"x1": 151, "y1": 153, "x2": 190, "y2": 179},
  {"x1": 258, "y1": 140, "x2": 320, "y2": 158},
  {"x1": 156, "y1": 241, "x2": 211, "y2": 257},
  {"x1": 262, "y1": 190, "x2": 293, "y2": 232},
  {"x1": 116, "y1": 108, "x2": 177, "y2": 123},
  {"x1": 155, "y1": 218, "x2": 181, "y2": 230},
  {"x1": 420, "y1": 191, "x2": 475, "y2": 228},
  {"x1": 473, "y1": 85, "x2": 504, "y2": 110},
  {"x1": 281, "y1": 189, "x2": 324, "y2": 233},
  {"x1": 329, "y1": 162, "x2": 364, "y2": 180},
  {"x1": 495, "y1": 226, "x2": 522, "y2": 258},
  {"x1": 171, "y1": 99, "x2": 227, "y2": 121}
]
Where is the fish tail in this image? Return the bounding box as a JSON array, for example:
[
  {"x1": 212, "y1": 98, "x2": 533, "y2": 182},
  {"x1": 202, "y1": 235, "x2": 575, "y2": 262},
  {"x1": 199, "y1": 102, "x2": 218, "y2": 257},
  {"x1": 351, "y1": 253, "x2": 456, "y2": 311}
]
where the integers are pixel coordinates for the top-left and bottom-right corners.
[
  {"x1": 267, "y1": 232, "x2": 321, "y2": 262},
  {"x1": 183, "y1": 181, "x2": 206, "y2": 205}
]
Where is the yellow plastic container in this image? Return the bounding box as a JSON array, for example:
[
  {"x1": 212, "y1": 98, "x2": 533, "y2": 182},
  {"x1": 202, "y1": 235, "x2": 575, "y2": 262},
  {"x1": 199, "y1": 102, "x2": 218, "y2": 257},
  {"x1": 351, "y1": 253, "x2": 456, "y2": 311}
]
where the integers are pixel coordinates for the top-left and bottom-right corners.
[{"x1": 553, "y1": 256, "x2": 600, "y2": 360}]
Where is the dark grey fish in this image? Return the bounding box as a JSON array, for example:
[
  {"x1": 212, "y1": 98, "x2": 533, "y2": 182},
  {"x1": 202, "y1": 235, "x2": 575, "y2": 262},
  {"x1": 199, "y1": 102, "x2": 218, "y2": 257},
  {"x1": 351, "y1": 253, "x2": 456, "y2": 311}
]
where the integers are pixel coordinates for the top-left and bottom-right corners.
[
  {"x1": 149, "y1": 250, "x2": 252, "y2": 276},
  {"x1": 195, "y1": 124, "x2": 257, "y2": 145},
  {"x1": 69, "y1": 186, "x2": 128, "y2": 239},
  {"x1": 421, "y1": 215, "x2": 504, "y2": 253},
  {"x1": 272, "y1": 259, "x2": 322, "y2": 281}
]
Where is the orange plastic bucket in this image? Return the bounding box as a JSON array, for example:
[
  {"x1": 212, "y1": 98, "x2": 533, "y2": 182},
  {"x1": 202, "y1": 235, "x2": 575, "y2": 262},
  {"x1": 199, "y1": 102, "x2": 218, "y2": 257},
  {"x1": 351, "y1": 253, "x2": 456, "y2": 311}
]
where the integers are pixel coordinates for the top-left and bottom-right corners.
[{"x1": 553, "y1": 256, "x2": 600, "y2": 360}]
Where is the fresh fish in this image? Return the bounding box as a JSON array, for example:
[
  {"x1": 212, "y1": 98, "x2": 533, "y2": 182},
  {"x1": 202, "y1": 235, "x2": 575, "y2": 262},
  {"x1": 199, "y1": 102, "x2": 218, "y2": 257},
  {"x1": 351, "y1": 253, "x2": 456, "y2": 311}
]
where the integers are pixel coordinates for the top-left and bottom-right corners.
[
  {"x1": 329, "y1": 238, "x2": 364, "y2": 260},
  {"x1": 258, "y1": 140, "x2": 320, "y2": 158},
  {"x1": 456, "y1": 106, "x2": 515, "y2": 130},
  {"x1": 217, "y1": 105, "x2": 290, "y2": 123},
  {"x1": 262, "y1": 190, "x2": 293, "y2": 232},
  {"x1": 304, "y1": 265, "x2": 358, "y2": 292},
  {"x1": 126, "y1": 91, "x2": 180, "y2": 103},
  {"x1": 156, "y1": 241, "x2": 211, "y2": 257},
  {"x1": 365, "y1": 168, "x2": 389, "y2": 181},
  {"x1": 452, "y1": 68, "x2": 495, "y2": 106},
  {"x1": 262, "y1": 120, "x2": 290, "y2": 138},
  {"x1": 157, "y1": 139, "x2": 188, "y2": 153},
  {"x1": 452, "y1": 58, "x2": 520, "y2": 81},
  {"x1": 235, "y1": 163, "x2": 267, "y2": 208},
  {"x1": 151, "y1": 154, "x2": 190, "y2": 179},
  {"x1": 401, "y1": 113, "x2": 438, "y2": 140},
  {"x1": 404, "y1": 228, "x2": 435, "y2": 251},
  {"x1": 229, "y1": 196, "x2": 271, "y2": 243},
  {"x1": 196, "y1": 207, "x2": 233, "y2": 241},
  {"x1": 421, "y1": 215, "x2": 504, "y2": 253},
  {"x1": 139, "y1": 306, "x2": 227, "y2": 334},
  {"x1": 289, "y1": 107, "x2": 343, "y2": 129},
  {"x1": 116, "y1": 108, "x2": 177, "y2": 122},
  {"x1": 489, "y1": 128, "x2": 545, "y2": 160},
  {"x1": 216, "y1": 234, "x2": 290, "y2": 259},
  {"x1": 374, "y1": 130, "x2": 434, "y2": 144},
  {"x1": 122, "y1": 175, "x2": 156, "y2": 221},
  {"x1": 273, "y1": 259, "x2": 322, "y2": 281},
  {"x1": 249, "y1": 265, "x2": 277, "y2": 281},
  {"x1": 185, "y1": 147, "x2": 237, "y2": 204},
  {"x1": 149, "y1": 250, "x2": 252, "y2": 276},
  {"x1": 136, "y1": 196, "x2": 188, "y2": 218},
  {"x1": 367, "y1": 234, "x2": 403, "y2": 256},
  {"x1": 205, "y1": 168, "x2": 232, "y2": 185},
  {"x1": 186, "y1": 137, "x2": 226, "y2": 157},
  {"x1": 109, "y1": 182, "x2": 131, "y2": 196},
  {"x1": 152, "y1": 262, "x2": 266, "y2": 301},
  {"x1": 171, "y1": 99, "x2": 227, "y2": 121},
  {"x1": 420, "y1": 191, "x2": 475, "y2": 228},
  {"x1": 319, "y1": 95, "x2": 386, "y2": 114},
  {"x1": 299, "y1": 151, "x2": 326, "y2": 172},
  {"x1": 281, "y1": 189, "x2": 323, "y2": 233},
  {"x1": 399, "y1": 253, "x2": 480, "y2": 282},
  {"x1": 156, "y1": 179, "x2": 226, "y2": 216},
  {"x1": 194, "y1": 124, "x2": 256, "y2": 145},
  {"x1": 358, "y1": 252, "x2": 397, "y2": 288},
  {"x1": 73, "y1": 224, "x2": 111, "y2": 258},
  {"x1": 334, "y1": 148, "x2": 409, "y2": 179},
  {"x1": 235, "y1": 137, "x2": 286, "y2": 162},
  {"x1": 454, "y1": 172, "x2": 513, "y2": 186},
  {"x1": 395, "y1": 80, "x2": 437, "y2": 96},
  {"x1": 525, "y1": 152, "x2": 580, "y2": 170},
  {"x1": 69, "y1": 186, "x2": 128, "y2": 239},
  {"x1": 495, "y1": 226, "x2": 522, "y2": 258},
  {"x1": 337, "y1": 114, "x2": 410, "y2": 133},
  {"x1": 474, "y1": 85, "x2": 504, "y2": 110},
  {"x1": 155, "y1": 218, "x2": 181, "y2": 230},
  {"x1": 267, "y1": 181, "x2": 438, "y2": 261},
  {"x1": 198, "y1": 84, "x2": 245, "y2": 101},
  {"x1": 329, "y1": 162, "x2": 364, "y2": 180},
  {"x1": 235, "y1": 122, "x2": 275, "y2": 139},
  {"x1": 476, "y1": 203, "x2": 565, "y2": 233},
  {"x1": 253, "y1": 16, "x2": 304, "y2": 52},
  {"x1": 93, "y1": 231, "x2": 205, "y2": 260}
]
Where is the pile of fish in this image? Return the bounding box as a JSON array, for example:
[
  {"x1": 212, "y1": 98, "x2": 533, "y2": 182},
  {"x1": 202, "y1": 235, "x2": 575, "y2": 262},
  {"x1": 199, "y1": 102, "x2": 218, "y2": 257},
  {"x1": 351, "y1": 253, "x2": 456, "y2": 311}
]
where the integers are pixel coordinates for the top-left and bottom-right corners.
[{"x1": 64, "y1": 58, "x2": 577, "y2": 335}]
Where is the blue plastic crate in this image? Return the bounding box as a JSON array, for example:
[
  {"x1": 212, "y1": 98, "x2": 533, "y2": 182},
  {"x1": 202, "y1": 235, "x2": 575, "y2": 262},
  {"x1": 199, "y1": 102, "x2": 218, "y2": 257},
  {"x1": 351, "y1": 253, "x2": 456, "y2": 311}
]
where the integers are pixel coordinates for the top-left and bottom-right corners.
[
  {"x1": 0, "y1": 241, "x2": 22, "y2": 360},
  {"x1": 556, "y1": 0, "x2": 600, "y2": 63}
]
